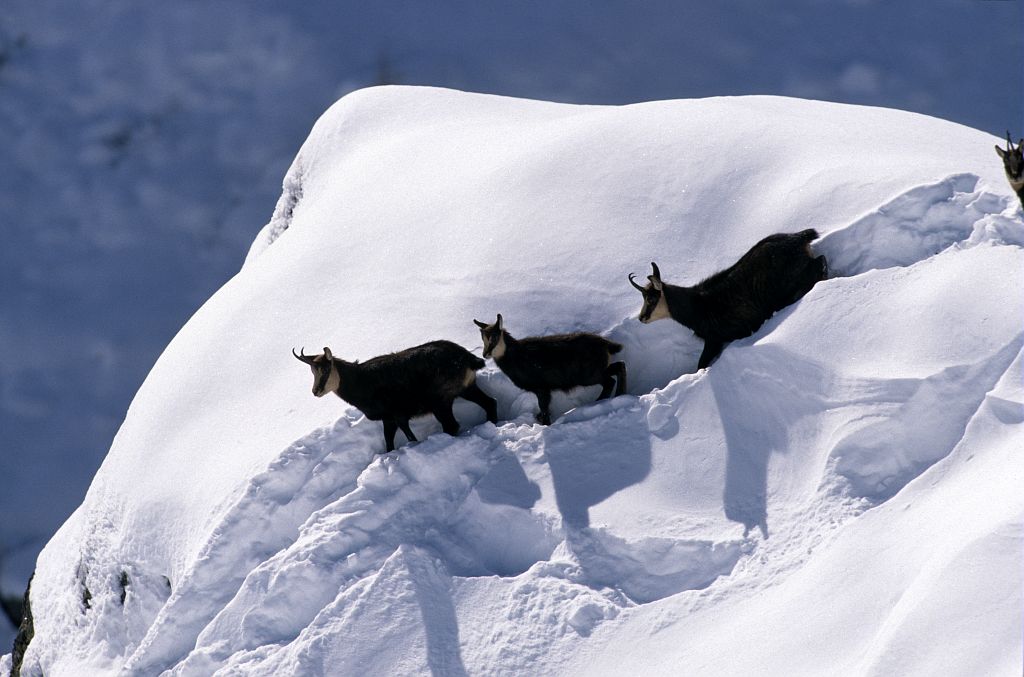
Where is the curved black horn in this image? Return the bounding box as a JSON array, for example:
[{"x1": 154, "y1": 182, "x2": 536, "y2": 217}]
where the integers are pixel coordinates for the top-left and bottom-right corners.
[
  {"x1": 628, "y1": 272, "x2": 645, "y2": 291},
  {"x1": 292, "y1": 347, "x2": 316, "y2": 364},
  {"x1": 473, "y1": 319, "x2": 488, "y2": 329}
]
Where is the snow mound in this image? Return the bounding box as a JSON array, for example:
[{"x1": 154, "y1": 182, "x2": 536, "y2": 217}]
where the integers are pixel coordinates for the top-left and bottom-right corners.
[{"x1": 12, "y1": 87, "x2": 1024, "y2": 676}]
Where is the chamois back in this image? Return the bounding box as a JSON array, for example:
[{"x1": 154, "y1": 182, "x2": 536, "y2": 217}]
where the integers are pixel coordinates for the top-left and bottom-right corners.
[
  {"x1": 630, "y1": 229, "x2": 826, "y2": 369},
  {"x1": 293, "y1": 340, "x2": 496, "y2": 451}
]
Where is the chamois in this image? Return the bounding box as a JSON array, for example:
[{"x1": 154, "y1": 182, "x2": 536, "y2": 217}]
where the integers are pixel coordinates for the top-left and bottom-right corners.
[
  {"x1": 629, "y1": 229, "x2": 827, "y2": 369},
  {"x1": 293, "y1": 341, "x2": 498, "y2": 452},
  {"x1": 995, "y1": 130, "x2": 1024, "y2": 208},
  {"x1": 473, "y1": 314, "x2": 626, "y2": 425}
]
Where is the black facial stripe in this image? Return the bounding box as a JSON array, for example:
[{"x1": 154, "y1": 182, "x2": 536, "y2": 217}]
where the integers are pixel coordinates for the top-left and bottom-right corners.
[
  {"x1": 315, "y1": 363, "x2": 331, "y2": 392},
  {"x1": 481, "y1": 328, "x2": 501, "y2": 355}
]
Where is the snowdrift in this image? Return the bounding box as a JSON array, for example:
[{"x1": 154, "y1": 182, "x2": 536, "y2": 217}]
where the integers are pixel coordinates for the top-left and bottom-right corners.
[{"x1": 7, "y1": 87, "x2": 1023, "y2": 676}]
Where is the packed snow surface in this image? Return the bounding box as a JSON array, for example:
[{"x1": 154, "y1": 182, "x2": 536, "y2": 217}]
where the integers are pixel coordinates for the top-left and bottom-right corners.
[{"x1": 8, "y1": 87, "x2": 1023, "y2": 676}]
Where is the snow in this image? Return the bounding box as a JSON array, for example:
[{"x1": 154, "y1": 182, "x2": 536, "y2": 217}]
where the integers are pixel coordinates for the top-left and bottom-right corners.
[
  {"x1": 3, "y1": 3, "x2": 1021, "y2": 644},
  {"x1": 9, "y1": 86, "x2": 1024, "y2": 676}
]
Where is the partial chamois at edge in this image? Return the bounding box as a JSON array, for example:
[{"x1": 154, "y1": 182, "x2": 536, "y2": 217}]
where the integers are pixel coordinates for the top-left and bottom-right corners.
[
  {"x1": 995, "y1": 130, "x2": 1024, "y2": 208},
  {"x1": 630, "y1": 229, "x2": 827, "y2": 369},
  {"x1": 293, "y1": 341, "x2": 497, "y2": 452},
  {"x1": 474, "y1": 314, "x2": 626, "y2": 425}
]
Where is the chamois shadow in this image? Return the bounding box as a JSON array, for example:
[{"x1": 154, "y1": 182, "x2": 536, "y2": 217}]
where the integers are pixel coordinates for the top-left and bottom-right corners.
[
  {"x1": 708, "y1": 344, "x2": 823, "y2": 539},
  {"x1": 474, "y1": 452, "x2": 541, "y2": 509},
  {"x1": 541, "y1": 399, "x2": 652, "y2": 529},
  {"x1": 407, "y1": 550, "x2": 469, "y2": 677}
]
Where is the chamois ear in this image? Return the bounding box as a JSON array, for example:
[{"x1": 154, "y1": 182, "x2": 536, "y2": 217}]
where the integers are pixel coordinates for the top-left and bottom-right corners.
[
  {"x1": 648, "y1": 262, "x2": 664, "y2": 290},
  {"x1": 996, "y1": 145, "x2": 1007, "y2": 158},
  {"x1": 323, "y1": 347, "x2": 333, "y2": 360},
  {"x1": 496, "y1": 313, "x2": 503, "y2": 330},
  {"x1": 473, "y1": 319, "x2": 488, "y2": 329}
]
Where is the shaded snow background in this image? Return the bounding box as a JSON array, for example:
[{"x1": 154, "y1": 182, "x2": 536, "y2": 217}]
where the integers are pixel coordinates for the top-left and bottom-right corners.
[
  {"x1": 5, "y1": 87, "x2": 1023, "y2": 675},
  {"x1": 1, "y1": 0, "x2": 1023, "y2": 648}
]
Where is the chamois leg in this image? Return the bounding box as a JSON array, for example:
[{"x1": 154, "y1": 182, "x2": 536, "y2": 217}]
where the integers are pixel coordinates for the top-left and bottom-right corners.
[
  {"x1": 600, "y1": 360, "x2": 627, "y2": 397},
  {"x1": 535, "y1": 390, "x2": 552, "y2": 425},
  {"x1": 460, "y1": 382, "x2": 498, "y2": 424},
  {"x1": 597, "y1": 361, "x2": 628, "y2": 399},
  {"x1": 382, "y1": 419, "x2": 399, "y2": 453},
  {"x1": 432, "y1": 403, "x2": 460, "y2": 436},
  {"x1": 398, "y1": 418, "x2": 417, "y2": 444},
  {"x1": 698, "y1": 339, "x2": 725, "y2": 370}
]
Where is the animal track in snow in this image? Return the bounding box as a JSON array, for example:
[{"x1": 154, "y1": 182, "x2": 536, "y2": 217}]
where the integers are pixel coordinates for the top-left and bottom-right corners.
[{"x1": 815, "y1": 173, "x2": 1016, "y2": 277}]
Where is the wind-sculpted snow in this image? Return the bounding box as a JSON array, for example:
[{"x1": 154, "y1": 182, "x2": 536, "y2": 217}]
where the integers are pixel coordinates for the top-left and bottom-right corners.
[
  {"x1": 815, "y1": 173, "x2": 1017, "y2": 276},
  {"x1": 244, "y1": 158, "x2": 306, "y2": 266},
  {"x1": 166, "y1": 430, "x2": 509, "y2": 675},
  {"x1": 11, "y1": 89, "x2": 1024, "y2": 676},
  {"x1": 121, "y1": 415, "x2": 380, "y2": 674}
]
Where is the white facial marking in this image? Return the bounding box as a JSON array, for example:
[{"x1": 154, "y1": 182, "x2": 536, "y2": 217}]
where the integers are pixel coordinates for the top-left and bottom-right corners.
[
  {"x1": 316, "y1": 363, "x2": 340, "y2": 396},
  {"x1": 491, "y1": 334, "x2": 507, "y2": 359},
  {"x1": 642, "y1": 294, "x2": 671, "y2": 323}
]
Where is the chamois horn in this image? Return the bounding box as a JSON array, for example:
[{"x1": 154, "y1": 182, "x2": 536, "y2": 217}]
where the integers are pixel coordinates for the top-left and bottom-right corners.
[{"x1": 292, "y1": 347, "x2": 317, "y2": 364}]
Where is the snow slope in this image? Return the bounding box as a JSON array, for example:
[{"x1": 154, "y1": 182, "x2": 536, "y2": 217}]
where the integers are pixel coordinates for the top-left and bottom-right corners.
[
  {"x1": 2, "y1": 0, "x2": 1021, "y2": 639},
  {"x1": 7, "y1": 87, "x2": 1023, "y2": 676}
]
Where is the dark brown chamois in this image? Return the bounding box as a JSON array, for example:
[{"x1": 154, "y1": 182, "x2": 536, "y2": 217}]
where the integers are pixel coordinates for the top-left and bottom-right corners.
[
  {"x1": 473, "y1": 314, "x2": 626, "y2": 425},
  {"x1": 629, "y1": 229, "x2": 827, "y2": 369},
  {"x1": 293, "y1": 341, "x2": 497, "y2": 452},
  {"x1": 995, "y1": 130, "x2": 1024, "y2": 208}
]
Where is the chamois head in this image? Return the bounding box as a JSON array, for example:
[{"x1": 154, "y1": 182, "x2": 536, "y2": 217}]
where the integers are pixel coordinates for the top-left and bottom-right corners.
[
  {"x1": 473, "y1": 314, "x2": 505, "y2": 358},
  {"x1": 995, "y1": 131, "x2": 1024, "y2": 186},
  {"x1": 629, "y1": 262, "x2": 669, "y2": 324},
  {"x1": 293, "y1": 346, "x2": 340, "y2": 397}
]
